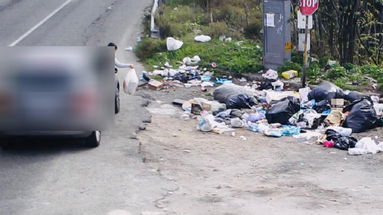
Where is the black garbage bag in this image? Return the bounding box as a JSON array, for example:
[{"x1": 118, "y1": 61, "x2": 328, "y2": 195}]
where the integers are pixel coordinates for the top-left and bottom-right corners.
[
  {"x1": 343, "y1": 98, "x2": 378, "y2": 133},
  {"x1": 344, "y1": 91, "x2": 368, "y2": 103},
  {"x1": 213, "y1": 83, "x2": 257, "y2": 104},
  {"x1": 325, "y1": 129, "x2": 357, "y2": 150},
  {"x1": 266, "y1": 96, "x2": 300, "y2": 125},
  {"x1": 313, "y1": 100, "x2": 331, "y2": 113},
  {"x1": 173, "y1": 73, "x2": 189, "y2": 83},
  {"x1": 226, "y1": 94, "x2": 257, "y2": 109},
  {"x1": 308, "y1": 81, "x2": 344, "y2": 102},
  {"x1": 258, "y1": 80, "x2": 274, "y2": 90}
]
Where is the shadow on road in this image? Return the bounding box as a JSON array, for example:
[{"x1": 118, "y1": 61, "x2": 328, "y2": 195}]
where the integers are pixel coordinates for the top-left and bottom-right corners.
[{"x1": 0, "y1": 138, "x2": 92, "y2": 155}]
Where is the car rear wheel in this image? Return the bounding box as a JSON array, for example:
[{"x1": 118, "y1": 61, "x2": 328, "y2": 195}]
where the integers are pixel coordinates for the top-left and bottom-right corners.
[
  {"x1": 115, "y1": 93, "x2": 120, "y2": 114},
  {"x1": 84, "y1": 131, "x2": 101, "y2": 147},
  {"x1": 115, "y1": 82, "x2": 120, "y2": 114}
]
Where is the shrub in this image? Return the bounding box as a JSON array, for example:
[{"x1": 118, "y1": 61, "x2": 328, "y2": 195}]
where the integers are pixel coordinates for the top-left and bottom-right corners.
[
  {"x1": 291, "y1": 51, "x2": 304, "y2": 65},
  {"x1": 135, "y1": 38, "x2": 166, "y2": 60},
  {"x1": 307, "y1": 62, "x2": 322, "y2": 83},
  {"x1": 358, "y1": 65, "x2": 383, "y2": 79},
  {"x1": 325, "y1": 64, "x2": 347, "y2": 79},
  {"x1": 244, "y1": 23, "x2": 261, "y2": 39},
  {"x1": 156, "y1": 5, "x2": 204, "y2": 38},
  {"x1": 277, "y1": 61, "x2": 303, "y2": 73},
  {"x1": 205, "y1": 22, "x2": 229, "y2": 38}
]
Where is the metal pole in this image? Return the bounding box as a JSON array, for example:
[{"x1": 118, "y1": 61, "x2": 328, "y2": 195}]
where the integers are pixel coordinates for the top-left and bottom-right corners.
[{"x1": 302, "y1": 15, "x2": 309, "y2": 87}]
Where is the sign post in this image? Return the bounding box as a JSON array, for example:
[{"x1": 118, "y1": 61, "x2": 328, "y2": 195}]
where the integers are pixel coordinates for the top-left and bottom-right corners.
[{"x1": 299, "y1": 0, "x2": 319, "y2": 87}]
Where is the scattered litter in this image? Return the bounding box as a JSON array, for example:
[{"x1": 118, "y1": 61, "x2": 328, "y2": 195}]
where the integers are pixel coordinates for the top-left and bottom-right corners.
[
  {"x1": 239, "y1": 136, "x2": 247, "y2": 141},
  {"x1": 148, "y1": 79, "x2": 164, "y2": 90},
  {"x1": 194, "y1": 35, "x2": 212, "y2": 42},
  {"x1": 281, "y1": 70, "x2": 298, "y2": 80},
  {"x1": 271, "y1": 80, "x2": 284, "y2": 91},
  {"x1": 348, "y1": 137, "x2": 383, "y2": 155},
  {"x1": 325, "y1": 129, "x2": 358, "y2": 150},
  {"x1": 299, "y1": 87, "x2": 311, "y2": 103},
  {"x1": 125, "y1": 46, "x2": 133, "y2": 51},
  {"x1": 326, "y1": 127, "x2": 352, "y2": 137},
  {"x1": 294, "y1": 131, "x2": 322, "y2": 141},
  {"x1": 323, "y1": 140, "x2": 335, "y2": 148},
  {"x1": 166, "y1": 37, "x2": 183, "y2": 51},
  {"x1": 324, "y1": 110, "x2": 343, "y2": 126},
  {"x1": 183, "y1": 56, "x2": 201, "y2": 65},
  {"x1": 230, "y1": 118, "x2": 245, "y2": 128},
  {"x1": 262, "y1": 69, "x2": 278, "y2": 80}
]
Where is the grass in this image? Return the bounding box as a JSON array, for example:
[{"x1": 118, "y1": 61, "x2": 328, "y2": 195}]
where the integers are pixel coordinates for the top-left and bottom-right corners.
[{"x1": 136, "y1": 38, "x2": 263, "y2": 75}]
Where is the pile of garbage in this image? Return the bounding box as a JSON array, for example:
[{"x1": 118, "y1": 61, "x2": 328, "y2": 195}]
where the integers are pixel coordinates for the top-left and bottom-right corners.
[
  {"x1": 169, "y1": 69, "x2": 383, "y2": 156},
  {"x1": 139, "y1": 46, "x2": 383, "y2": 156},
  {"x1": 140, "y1": 54, "x2": 232, "y2": 91}
]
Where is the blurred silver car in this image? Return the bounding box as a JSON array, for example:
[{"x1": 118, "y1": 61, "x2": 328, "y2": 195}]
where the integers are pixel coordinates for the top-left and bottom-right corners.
[{"x1": 0, "y1": 47, "x2": 114, "y2": 147}]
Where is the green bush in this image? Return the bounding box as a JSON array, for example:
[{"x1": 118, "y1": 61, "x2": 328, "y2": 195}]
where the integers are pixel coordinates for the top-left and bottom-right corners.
[
  {"x1": 244, "y1": 23, "x2": 261, "y2": 39},
  {"x1": 204, "y1": 22, "x2": 231, "y2": 39},
  {"x1": 325, "y1": 64, "x2": 347, "y2": 79},
  {"x1": 307, "y1": 62, "x2": 322, "y2": 83},
  {"x1": 291, "y1": 51, "x2": 303, "y2": 65},
  {"x1": 358, "y1": 64, "x2": 383, "y2": 79},
  {"x1": 135, "y1": 38, "x2": 166, "y2": 60},
  {"x1": 319, "y1": 56, "x2": 330, "y2": 68},
  {"x1": 277, "y1": 61, "x2": 303, "y2": 73},
  {"x1": 156, "y1": 5, "x2": 204, "y2": 38}
]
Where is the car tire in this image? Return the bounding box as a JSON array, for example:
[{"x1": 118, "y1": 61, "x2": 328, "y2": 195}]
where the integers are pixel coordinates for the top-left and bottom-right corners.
[
  {"x1": 0, "y1": 137, "x2": 13, "y2": 150},
  {"x1": 115, "y1": 93, "x2": 120, "y2": 114},
  {"x1": 84, "y1": 131, "x2": 101, "y2": 148},
  {"x1": 115, "y1": 83, "x2": 120, "y2": 114}
]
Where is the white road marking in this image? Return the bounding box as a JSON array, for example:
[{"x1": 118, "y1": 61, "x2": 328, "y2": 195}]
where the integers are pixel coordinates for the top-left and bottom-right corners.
[{"x1": 8, "y1": 0, "x2": 72, "y2": 46}]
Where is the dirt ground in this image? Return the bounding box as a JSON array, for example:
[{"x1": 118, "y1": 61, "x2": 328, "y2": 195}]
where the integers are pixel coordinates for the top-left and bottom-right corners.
[{"x1": 137, "y1": 87, "x2": 383, "y2": 215}]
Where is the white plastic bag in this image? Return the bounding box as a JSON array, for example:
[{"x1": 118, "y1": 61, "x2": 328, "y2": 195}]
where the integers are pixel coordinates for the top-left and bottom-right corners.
[
  {"x1": 123, "y1": 68, "x2": 139, "y2": 95},
  {"x1": 262, "y1": 69, "x2": 278, "y2": 80},
  {"x1": 348, "y1": 137, "x2": 382, "y2": 155},
  {"x1": 194, "y1": 35, "x2": 211, "y2": 42},
  {"x1": 166, "y1": 37, "x2": 183, "y2": 51},
  {"x1": 299, "y1": 87, "x2": 311, "y2": 104}
]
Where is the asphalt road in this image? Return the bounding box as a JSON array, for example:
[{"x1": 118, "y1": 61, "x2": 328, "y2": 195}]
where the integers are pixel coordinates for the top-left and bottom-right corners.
[{"x1": 0, "y1": 0, "x2": 174, "y2": 214}]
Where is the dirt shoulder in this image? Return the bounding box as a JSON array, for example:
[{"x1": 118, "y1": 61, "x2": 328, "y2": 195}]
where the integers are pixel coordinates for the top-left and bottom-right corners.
[{"x1": 137, "y1": 88, "x2": 383, "y2": 215}]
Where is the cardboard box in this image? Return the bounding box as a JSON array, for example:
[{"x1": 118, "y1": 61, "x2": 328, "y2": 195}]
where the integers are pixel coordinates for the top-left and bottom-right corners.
[
  {"x1": 148, "y1": 80, "x2": 163, "y2": 90},
  {"x1": 331, "y1": 99, "x2": 344, "y2": 108}
]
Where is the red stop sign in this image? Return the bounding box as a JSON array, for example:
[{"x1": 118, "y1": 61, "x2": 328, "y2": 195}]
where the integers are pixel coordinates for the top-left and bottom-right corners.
[{"x1": 299, "y1": 0, "x2": 319, "y2": 15}]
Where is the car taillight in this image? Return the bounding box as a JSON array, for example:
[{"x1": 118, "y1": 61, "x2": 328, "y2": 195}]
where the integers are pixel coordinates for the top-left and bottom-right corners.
[
  {"x1": 0, "y1": 91, "x2": 11, "y2": 114},
  {"x1": 71, "y1": 91, "x2": 97, "y2": 115}
]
